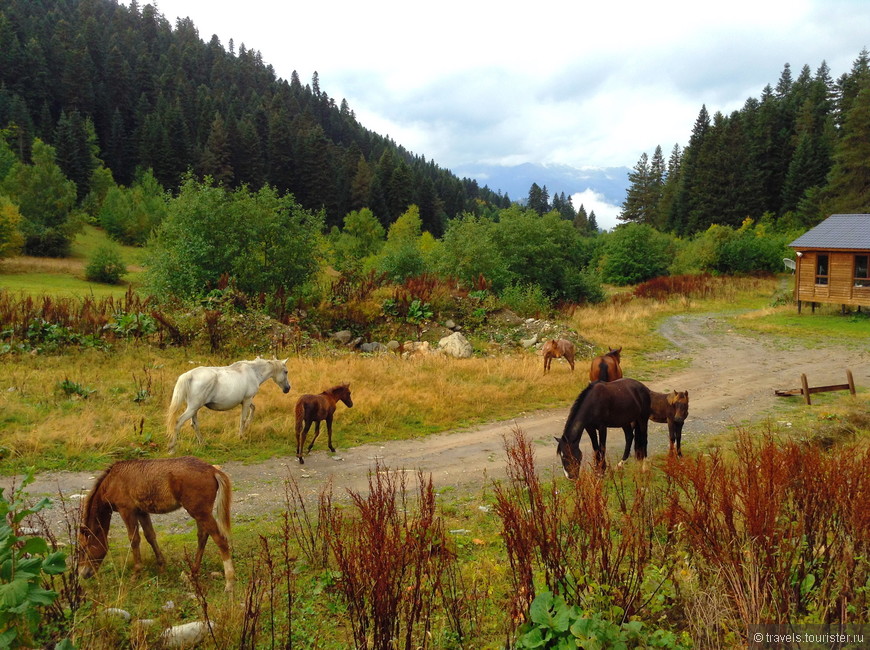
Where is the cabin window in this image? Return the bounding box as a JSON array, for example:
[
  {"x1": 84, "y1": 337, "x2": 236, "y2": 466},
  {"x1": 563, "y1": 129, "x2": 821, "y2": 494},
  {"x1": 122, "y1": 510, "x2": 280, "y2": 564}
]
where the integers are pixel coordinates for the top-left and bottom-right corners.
[
  {"x1": 815, "y1": 254, "x2": 829, "y2": 285},
  {"x1": 856, "y1": 254, "x2": 870, "y2": 287}
]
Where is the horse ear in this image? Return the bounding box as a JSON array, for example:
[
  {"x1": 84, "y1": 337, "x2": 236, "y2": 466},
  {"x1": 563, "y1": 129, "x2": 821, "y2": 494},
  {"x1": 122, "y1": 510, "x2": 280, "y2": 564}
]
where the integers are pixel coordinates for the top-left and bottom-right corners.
[{"x1": 282, "y1": 358, "x2": 289, "y2": 365}]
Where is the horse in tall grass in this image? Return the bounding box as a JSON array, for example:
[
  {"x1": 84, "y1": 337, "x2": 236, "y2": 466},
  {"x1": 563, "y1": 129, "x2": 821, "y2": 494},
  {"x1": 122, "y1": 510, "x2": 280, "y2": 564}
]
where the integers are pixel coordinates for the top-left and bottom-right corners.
[
  {"x1": 294, "y1": 383, "x2": 353, "y2": 464},
  {"x1": 167, "y1": 357, "x2": 291, "y2": 452},
  {"x1": 77, "y1": 457, "x2": 236, "y2": 591},
  {"x1": 556, "y1": 378, "x2": 651, "y2": 477},
  {"x1": 589, "y1": 347, "x2": 622, "y2": 382},
  {"x1": 542, "y1": 339, "x2": 576, "y2": 373}
]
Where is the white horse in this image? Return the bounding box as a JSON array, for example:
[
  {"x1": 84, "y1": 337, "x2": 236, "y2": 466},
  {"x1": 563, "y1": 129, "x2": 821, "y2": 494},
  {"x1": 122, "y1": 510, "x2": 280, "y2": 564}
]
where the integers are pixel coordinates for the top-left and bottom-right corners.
[{"x1": 167, "y1": 357, "x2": 291, "y2": 452}]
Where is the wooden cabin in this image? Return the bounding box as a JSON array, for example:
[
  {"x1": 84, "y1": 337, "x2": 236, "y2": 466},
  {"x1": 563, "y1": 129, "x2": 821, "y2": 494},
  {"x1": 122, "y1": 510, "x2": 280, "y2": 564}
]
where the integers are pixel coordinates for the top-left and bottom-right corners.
[{"x1": 789, "y1": 214, "x2": 870, "y2": 313}]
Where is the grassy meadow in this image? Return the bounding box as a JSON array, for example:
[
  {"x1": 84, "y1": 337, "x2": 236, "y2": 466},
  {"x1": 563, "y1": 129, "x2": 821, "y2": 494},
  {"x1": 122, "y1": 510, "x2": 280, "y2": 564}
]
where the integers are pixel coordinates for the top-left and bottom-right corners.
[{"x1": 2, "y1": 241, "x2": 870, "y2": 648}]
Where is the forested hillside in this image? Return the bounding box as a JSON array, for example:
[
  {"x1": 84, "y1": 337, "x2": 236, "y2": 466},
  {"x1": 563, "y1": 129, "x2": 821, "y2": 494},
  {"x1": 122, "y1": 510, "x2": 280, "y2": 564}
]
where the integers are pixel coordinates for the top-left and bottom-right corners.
[
  {"x1": 620, "y1": 52, "x2": 870, "y2": 232},
  {"x1": 0, "y1": 0, "x2": 509, "y2": 237}
]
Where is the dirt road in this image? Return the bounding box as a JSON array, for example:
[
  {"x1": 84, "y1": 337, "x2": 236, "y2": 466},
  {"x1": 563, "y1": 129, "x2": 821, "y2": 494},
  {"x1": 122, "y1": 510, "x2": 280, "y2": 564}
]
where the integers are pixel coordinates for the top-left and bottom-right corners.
[{"x1": 6, "y1": 312, "x2": 869, "y2": 526}]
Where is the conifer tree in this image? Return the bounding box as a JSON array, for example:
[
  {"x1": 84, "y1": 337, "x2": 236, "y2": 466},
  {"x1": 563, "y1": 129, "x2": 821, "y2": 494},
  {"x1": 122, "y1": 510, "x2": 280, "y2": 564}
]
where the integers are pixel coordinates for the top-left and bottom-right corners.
[
  {"x1": 573, "y1": 203, "x2": 589, "y2": 234},
  {"x1": 200, "y1": 113, "x2": 234, "y2": 186},
  {"x1": 820, "y1": 86, "x2": 870, "y2": 214}
]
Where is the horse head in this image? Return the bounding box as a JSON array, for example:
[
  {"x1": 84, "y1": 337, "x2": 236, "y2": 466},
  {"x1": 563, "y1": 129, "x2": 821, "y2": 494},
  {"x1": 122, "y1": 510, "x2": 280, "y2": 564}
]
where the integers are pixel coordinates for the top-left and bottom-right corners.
[
  {"x1": 77, "y1": 502, "x2": 112, "y2": 579},
  {"x1": 555, "y1": 435, "x2": 582, "y2": 480},
  {"x1": 339, "y1": 383, "x2": 353, "y2": 408},
  {"x1": 271, "y1": 358, "x2": 291, "y2": 394},
  {"x1": 607, "y1": 346, "x2": 622, "y2": 361},
  {"x1": 667, "y1": 390, "x2": 689, "y2": 424}
]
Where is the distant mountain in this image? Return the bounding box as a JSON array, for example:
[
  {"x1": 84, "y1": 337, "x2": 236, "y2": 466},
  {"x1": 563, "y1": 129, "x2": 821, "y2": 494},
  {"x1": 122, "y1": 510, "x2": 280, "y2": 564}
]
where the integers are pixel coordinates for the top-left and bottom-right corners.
[{"x1": 452, "y1": 162, "x2": 630, "y2": 206}]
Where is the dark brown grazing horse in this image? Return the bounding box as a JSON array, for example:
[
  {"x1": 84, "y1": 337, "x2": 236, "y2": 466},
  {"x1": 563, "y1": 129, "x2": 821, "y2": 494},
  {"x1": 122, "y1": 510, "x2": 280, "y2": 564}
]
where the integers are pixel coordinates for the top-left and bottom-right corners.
[
  {"x1": 295, "y1": 383, "x2": 353, "y2": 464},
  {"x1": 589, "y1": 347, "x2": 623, "y2": 382},
  {"x1": 556, "y1": 378, "x2": 651, "y2": 477},
  {"x1": 649, "y1": 389, "x2": 689, "y2": 457},
  {"x1": 77, "y1": 457, "x2": 235, "y2": 591},
  {"x1": 542, "y1": 339, "x2": 576, "y2": 372}
]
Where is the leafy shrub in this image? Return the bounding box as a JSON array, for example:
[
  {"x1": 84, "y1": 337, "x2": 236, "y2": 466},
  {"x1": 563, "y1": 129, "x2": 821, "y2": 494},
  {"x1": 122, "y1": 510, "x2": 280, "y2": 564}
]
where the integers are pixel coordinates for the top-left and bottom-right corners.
[
  {"x1": 0, "y1": 195, "x2": 23, "y2": 258},
  {"x1": 0, "y1": 474, "x2": 72, "y2": 649},
  {"x1": 97, "y1": 169, "x2": 168, "y2": 245},
  {"x1": 499, "y1": 282, "x2": 551, "y2": 317},
  {"x1": 146, "y1": 177, "x2": 324, "y2": 299},
  {"x1": 85, "y1": 244, "x2": 127, "y2": 284},
  {"x1": 601, "y1": 223, "x2": 675, "y2": 285},
  {"x1": 515, "y1": 591, "x2": 688, "y2": 649},
  {"x1": 713, "y1": 230, "x2": 787, "y2": 274}
]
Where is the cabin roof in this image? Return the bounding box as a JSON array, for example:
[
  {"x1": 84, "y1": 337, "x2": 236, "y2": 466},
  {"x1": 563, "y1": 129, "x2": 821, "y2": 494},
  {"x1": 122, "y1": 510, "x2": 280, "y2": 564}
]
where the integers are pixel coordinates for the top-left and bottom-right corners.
[{"x1": 789, "y1": 214, "x2": 870, "y2": 250}]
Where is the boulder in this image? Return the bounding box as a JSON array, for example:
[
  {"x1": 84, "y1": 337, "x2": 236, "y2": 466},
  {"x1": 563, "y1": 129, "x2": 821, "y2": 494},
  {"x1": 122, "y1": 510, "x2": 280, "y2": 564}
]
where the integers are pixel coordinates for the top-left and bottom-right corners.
[
  {"x1": 330, "y1": 330, "x2": 352, "y2": 344},
  {"x1": 438, "y1": 331, "x2": 473, "y2": 358},
  {"x1": 520, "y1": 333, "x2": 538, "y2": 348}
]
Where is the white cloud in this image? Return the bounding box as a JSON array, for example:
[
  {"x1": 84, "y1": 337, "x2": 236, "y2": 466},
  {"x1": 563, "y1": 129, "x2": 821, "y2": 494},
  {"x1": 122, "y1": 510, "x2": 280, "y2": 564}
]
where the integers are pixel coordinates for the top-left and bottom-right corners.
[
  {"x1": 141, "y1": 0, "x2": 869, "y2": 175},
  {"x1": 571, "y1": 190, "x2": 621, "y2": 232}
]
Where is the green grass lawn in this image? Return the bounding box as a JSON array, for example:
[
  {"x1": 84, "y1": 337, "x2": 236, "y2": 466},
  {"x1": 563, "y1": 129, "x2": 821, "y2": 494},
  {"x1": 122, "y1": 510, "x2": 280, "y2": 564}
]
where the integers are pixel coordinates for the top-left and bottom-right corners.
[{"x1": 0, "y1": 225, "x2": 145, "y2": 297}]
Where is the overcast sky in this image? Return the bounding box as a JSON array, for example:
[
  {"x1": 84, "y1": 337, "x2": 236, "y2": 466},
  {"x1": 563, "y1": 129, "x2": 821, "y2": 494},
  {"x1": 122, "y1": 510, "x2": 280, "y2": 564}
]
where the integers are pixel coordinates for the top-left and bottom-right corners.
[{"x1": 143, "y1": 0, "x2": 868, "y2": 228}]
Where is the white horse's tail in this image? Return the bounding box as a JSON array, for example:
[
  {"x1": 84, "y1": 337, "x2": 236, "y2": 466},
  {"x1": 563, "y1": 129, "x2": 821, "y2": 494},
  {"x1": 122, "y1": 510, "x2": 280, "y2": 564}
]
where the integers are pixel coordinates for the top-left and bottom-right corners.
[
  {"x1": 213, "y1": 468, "x2": 232, "y2": 541},
  {"x1": 166, "y1": 371, "x2": 192, "y2": 439}
]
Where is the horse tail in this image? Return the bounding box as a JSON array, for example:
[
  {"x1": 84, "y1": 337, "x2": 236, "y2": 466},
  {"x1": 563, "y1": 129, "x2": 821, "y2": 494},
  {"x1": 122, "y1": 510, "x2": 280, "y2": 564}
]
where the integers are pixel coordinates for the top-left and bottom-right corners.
[
  {"x1": 598, "y1": 360, "x2": 609, "y2": 382},
  {"x1": 213, "y1": 467, "x2": 232, "y2": 541},
  {"x1": 166, "y1": 371, "x2": 192, "y2": 435}
]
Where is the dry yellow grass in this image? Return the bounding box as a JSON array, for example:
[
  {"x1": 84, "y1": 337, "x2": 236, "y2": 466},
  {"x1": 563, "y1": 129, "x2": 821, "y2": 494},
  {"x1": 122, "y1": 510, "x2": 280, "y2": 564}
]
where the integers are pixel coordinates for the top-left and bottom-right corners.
[{"x1": 0, "y1": 346, "x2": 584, "y2": 470}]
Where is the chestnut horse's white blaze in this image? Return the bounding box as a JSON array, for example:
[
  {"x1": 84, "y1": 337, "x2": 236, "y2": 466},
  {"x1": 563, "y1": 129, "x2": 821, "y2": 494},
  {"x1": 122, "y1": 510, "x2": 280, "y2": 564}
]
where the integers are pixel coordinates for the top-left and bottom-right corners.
[{"x1": 166, "y1": 357, "x2": 290, "y2": 452}]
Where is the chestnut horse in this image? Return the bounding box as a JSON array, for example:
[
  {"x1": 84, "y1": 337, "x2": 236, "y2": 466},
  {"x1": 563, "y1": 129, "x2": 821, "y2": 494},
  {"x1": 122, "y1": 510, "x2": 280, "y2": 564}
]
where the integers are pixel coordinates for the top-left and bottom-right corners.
[
  {"x1": 589, "y1": 347, "x2": 623, "y2": 382},
  {"x1": 77, "y1": 457, "x2": 235, "y2": 591},
  {"x1": 556, "y1": 378, "x2": 651, "y2": 477},
  {"x1": 294, "y1": 383, "x2": 353, "y2": 464},
  {"x1": 542, "y1": 339, "x2": 575, "y2": 372}
]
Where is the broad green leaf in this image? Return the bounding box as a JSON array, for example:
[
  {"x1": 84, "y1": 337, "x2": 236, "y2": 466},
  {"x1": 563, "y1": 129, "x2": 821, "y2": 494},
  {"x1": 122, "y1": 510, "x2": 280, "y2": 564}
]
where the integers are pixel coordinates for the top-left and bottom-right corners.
[{"x1": 0, "y1": 579, "x2": 30, "y2": 607}]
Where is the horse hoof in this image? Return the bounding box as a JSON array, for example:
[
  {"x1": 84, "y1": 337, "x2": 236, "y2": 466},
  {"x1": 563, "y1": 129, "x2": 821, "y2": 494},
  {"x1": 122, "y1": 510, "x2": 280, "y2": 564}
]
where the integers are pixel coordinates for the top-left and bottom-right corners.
[
  {"x1": 297, "y1": 458, "x2": 304, "y2": 465},
  {"x1": 616, "y1": 460, "x2": 624, "y2": 469},
  {"x1": 329, "y1": 446, "x2": 335, "y2": 453}
]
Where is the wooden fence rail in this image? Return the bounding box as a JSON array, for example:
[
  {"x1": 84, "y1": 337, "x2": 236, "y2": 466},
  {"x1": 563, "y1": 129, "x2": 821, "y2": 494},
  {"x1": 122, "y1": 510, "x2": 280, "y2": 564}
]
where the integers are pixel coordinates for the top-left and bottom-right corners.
[{"x1": 774, "y1": 370, "x2": 856, "y2": 405}]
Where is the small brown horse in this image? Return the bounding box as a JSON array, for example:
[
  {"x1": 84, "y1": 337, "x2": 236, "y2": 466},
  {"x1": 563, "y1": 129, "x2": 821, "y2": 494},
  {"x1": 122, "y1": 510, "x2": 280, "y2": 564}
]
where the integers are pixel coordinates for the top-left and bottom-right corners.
[
  {"x1": 589, "y1": 347, "x2": 623, "y2": 382},
  {"x1": 295, "y1": 383, "x2": 353, "y2": 464},
  {"x1": 650, "y1": 390, "x2": 689, "y2": 457},
  {"x1": 556, "y1": 377, "x2": 651, "y2": 477},
  {"x1": 542, "y1": 339, "x2": 575, "y2": 372},
  {"x1": 77, "y1": 457, "x2": 235, "y2": 591}
]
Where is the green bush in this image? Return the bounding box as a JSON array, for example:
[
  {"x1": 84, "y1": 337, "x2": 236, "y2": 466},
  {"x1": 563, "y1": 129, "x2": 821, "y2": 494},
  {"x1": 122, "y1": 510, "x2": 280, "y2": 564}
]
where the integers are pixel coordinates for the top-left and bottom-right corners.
[
  {"x1": 499, "y1": 283, "x2": 552, "y2": 317},
  {"x1": 515, "y1": 591, "x2": 689, "y2": 649},
  {"x1": 146, "y1": 177, "x2": 324, "y2": 299},
  {"x1": 98, "y1": 169, "x2": 168, "y2": 245},
  {"x1": 601, "y1": 223, "x2": 674, "y2": 285},
  {"x1": 713, "y1": 230, "x2": 788, "y2": 274},
  {"x1": 85, "y1": 244, "x2": 127, "y2": 284}
]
